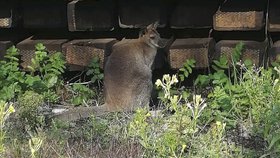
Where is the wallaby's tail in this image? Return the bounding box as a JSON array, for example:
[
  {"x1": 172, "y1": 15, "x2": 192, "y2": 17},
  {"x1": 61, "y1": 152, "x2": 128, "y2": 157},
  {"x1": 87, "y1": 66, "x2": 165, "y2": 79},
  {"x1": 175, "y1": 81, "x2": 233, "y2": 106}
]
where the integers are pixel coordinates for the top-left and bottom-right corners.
[{"x1": 51, "y1": 105, "x2": 108, "y2": 122}]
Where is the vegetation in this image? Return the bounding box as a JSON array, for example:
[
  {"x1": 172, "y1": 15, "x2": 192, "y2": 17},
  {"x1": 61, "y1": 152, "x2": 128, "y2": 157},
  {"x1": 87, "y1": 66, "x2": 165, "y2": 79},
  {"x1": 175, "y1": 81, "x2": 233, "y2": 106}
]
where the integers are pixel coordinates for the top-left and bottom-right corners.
[{"x1": 0, "y1": 43, "x2": 280, "y2": 157}]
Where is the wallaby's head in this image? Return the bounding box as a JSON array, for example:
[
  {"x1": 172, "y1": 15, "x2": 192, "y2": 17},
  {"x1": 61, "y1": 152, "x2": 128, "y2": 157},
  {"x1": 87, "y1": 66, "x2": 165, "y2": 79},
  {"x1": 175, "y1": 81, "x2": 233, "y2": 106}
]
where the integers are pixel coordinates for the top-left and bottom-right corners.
[{"x1": 139, "y1": 22, "x2": 167, "y2": 48}]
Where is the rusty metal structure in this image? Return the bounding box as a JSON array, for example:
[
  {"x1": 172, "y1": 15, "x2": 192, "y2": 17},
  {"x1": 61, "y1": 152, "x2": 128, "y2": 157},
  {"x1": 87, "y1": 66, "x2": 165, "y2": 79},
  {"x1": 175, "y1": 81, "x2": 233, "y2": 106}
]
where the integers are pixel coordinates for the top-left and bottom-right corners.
[{"x1": 0, "y1": 0, "x2": 279, "y2": 70}]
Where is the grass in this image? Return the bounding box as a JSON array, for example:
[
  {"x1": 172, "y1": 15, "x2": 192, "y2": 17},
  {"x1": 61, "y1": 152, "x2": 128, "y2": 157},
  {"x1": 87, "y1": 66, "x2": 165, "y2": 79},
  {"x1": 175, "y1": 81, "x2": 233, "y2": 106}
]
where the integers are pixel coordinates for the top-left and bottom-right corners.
[
  {"x1": 1, "y1": 44, "x2": 280, "y2": 157},
  {"x1": 1, "y1": 69, "x2": 279, "y2": 158}
]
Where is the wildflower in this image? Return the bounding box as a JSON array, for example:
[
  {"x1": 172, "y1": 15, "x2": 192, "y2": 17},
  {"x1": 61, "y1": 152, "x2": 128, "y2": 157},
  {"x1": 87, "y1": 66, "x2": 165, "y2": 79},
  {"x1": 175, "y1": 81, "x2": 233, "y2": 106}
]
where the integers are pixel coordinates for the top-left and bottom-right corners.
[
  {"x1": 155, "y1": 79, "x2": 163, "y2": 88},
  {"x1": 163, "y1": 74, "x2": 171, "y2": 83},
  {"x1": 170, "y1": 75, "x2": 178, "y2": 85}
]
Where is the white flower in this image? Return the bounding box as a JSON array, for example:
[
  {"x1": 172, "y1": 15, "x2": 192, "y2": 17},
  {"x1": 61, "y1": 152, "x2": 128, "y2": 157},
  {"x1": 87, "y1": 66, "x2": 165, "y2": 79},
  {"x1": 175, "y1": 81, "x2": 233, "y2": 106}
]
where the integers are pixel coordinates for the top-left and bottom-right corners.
[
  {"x1": 155, "y1": 79, "x2": 163, "y2": 88},
  {"x1": 163, "y1": 74, "x2": 171, "y2": 83},
  {"x1": 170, "y1": 75, "x2": 178, "y2": 85},
  {"x1": 164, "y1": 91, "x2": 169, "y2": 99},
  {"x1": 193, "y1": 95, "x2": 202, "y2": 106}
]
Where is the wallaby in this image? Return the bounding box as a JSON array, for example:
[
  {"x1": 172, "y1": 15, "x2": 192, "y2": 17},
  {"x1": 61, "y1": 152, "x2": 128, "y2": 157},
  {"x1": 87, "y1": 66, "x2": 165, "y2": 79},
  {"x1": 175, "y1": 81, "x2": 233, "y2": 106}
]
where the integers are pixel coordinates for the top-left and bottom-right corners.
[{"x1": 53, "y1": 22, "x2": 167, "y2": 122}]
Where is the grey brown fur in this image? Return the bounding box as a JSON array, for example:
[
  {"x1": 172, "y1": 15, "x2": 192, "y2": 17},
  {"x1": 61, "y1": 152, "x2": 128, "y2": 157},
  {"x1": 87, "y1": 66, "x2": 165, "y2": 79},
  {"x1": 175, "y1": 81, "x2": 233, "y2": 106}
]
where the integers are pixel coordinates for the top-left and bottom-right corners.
[{"x1": 53, "y1": 22, "x2": 166, "y2": 121}]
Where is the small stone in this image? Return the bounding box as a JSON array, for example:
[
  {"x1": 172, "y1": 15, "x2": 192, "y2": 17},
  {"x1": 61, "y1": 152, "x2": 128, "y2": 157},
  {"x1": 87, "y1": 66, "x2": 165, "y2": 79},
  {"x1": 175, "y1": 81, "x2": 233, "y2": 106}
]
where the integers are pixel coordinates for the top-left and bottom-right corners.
[{"x1": 52, "y1": 108, "x2": 68, "y2": 114}]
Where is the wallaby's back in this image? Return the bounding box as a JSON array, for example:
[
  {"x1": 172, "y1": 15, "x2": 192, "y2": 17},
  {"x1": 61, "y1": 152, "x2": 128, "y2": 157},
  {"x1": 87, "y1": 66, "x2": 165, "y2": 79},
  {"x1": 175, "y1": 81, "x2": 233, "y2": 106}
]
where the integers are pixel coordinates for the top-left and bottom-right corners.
[{"x1": 52, "y1": 22, "x2": 166, "y2": 121}]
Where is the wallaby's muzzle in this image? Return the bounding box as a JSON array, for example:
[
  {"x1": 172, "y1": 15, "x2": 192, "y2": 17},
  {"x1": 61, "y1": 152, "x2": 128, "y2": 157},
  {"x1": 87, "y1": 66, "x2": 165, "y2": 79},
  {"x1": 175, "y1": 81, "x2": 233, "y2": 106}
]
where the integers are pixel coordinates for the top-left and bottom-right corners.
[{"x1": 157, "y1": 38, "x2": 169, "y2": 48}]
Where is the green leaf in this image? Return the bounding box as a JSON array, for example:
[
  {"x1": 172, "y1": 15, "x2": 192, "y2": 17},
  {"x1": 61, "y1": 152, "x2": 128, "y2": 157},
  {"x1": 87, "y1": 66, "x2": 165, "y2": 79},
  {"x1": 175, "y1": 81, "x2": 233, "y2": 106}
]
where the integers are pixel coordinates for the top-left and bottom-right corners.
[
  {"x1": 232, "y1": 42, "x2": 243, "y2": 63},
  {"x1": 179, "y1": 68, "x2": 185, "y2": 72},
  {"x1": 184, "y1": 71, "x2": 189, "y2": 78},
  {"x1": 4, "y1": 56, "x2": 19, "y2": 62},
  {"x1": 92, "y1": 57, "x2": 99, "y2": 63},
  {"x1": 94, "y1": 68, "x2": 100, "y2": 74},
  {"x1": 220, "y1": 78, "x2": 229, "y2": 84},
  {"x1": 25, "y1": 75, "x2": 41, "y2": 86},
  {"x1": 91, "y1": 77, "x2": 97, "y2": 83},
  {"x1": 49, "y1": 68, "x2": 61, "y2": 75},
  {"x1": 86, "y1": 69, "x2": 94, "y2": 76},
  {"x1": 213, "y1": 59, "x2": 228, "y2": 69},
  {"x1": 244, "y1": 59, "x2": 253, "y2": 67},
  {"x1": 220, "y1": 55, "x2": 228, "y2": 64},
  {"x1": 35, "y1": 43, "x2": 46, "y2": 51},
  {"x1": 0, "y1": 83, "x2": 20, "y2": 101},
  {"x1": 186, "y1": 66, "x2": 192, "y2": 74},
  {"x1": 183, "y1": 62, "x2": 189, "y2": 68},
  {"x1": 182, "y1": 91, "x2": 190, "y2": 99},
  {"x1": 179, "y1": 74, "x2": 184, "y2": 81},
  {"x1": 93, "y1": 63, "x2": 100, "y2": 68},
  {"x1": 27, "y1": 66, "x2": 35, "y2": 72},
  {"x1": 211, "y1": 65, "x2": 220, "y2": 72},
  {"x1": 31, "y1": 58, "x2": 37, "y2": 66},
  {"x1": 6, "y1": 46, "x2": 19, "y2": 55},
  {"x1": 71, "y1": 96, "x2": 83, "y2": 106},
  {"x1": 46, "y1": 75, "x2": 58, "y2": 88},
  {"x1": 268, "y1": 133, "x2": 280, "y2": 151},
  {"x1": 195, "y1": 75, "x2": 210, "y2": 86},
  {"x1": 189, "y1": 59, "x2": 196, "y2": 65},
  {"x1": 98, "y1": 74, "x2": 104, "y2": 79}
]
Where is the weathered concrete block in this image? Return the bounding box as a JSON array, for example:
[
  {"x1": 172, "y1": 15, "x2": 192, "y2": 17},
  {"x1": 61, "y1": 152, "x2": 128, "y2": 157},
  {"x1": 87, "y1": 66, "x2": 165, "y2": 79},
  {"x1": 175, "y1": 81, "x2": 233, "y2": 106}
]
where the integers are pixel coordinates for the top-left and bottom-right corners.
[
  {"x1": 118, "y1": 0, "x2": 168, "y2": 28},
  {"x1": 268, "y1": 0, "x2": 280, "y2": 32},
  {"x1": 215, "y1": 40, "x2": 267, "y2": 66},
  {"x1": 269, "y1": 41, "x2": 280, "y2": 64},
  {"x1": 62, "y1": 38, "x2": 118, "y2": 70},
  {"x1": 68, "y1": 0, "x2": 117, "y2": 31},
  {"x1": 170, "y1": 0, "x2": 220, "y2": 29},
  {"x1": 0, "y1": 0, "x2": 19, "y2": 28},
  {"x1": 213, "y1": 0, "x2": 265, "y2": 31},
  {"x1": 168, "y1": 38, "x2": 216, "y2": 69},
  {"x1": 0, "y1": 41, "x2": 13, "y2": 60},
  {"x1": 22, "y1": 0, "x2": 67, "y2": 28}
]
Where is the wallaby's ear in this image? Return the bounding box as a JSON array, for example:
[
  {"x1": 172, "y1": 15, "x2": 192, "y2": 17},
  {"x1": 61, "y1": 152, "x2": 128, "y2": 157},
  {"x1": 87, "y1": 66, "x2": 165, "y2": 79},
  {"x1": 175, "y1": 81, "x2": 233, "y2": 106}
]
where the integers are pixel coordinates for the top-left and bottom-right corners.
[
  {"x1": 146, "y1": 23, "x2": 154, "y2": 30},
  {"x1": 146, "y1": 21, "x2": 159, "y2": 30}
]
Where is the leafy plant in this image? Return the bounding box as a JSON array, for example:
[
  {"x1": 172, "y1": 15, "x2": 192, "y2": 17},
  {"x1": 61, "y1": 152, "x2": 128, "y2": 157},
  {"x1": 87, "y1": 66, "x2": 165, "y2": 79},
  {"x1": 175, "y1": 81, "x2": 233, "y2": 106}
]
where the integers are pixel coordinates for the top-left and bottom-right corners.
[
  {"x1": 189, "y1": 121, "x2": 242, "y2": 158},
  {"x1": 0, "y1": 101, "x2": 15, "y2": 155},
  {"x1": 28, "y1": 129, "x2": 44, "y2": 158},
  {"x1": 68, "y1": 84, "x2": 95, "y2": 106},
  {"x1": 127, "y1": 74, "x2": 242, "y2": 157},
  {"x1": 193, "y1": 43, "x2": 245, "y2": 127},
  {"x1": 195, "y1": 42, "x2": 244, "y2": 87},
  {"x1": 0, "y1": 46, "x2": 25, "y2": 101},
  {"x1": 155, "y1": 74, "x2": 179, "y2": 106},
  {"x1": 0, "y1": 44, "x2": 66, "y2": 103},
  {"x1": 201, "y1": 61, "x2": 280, "y2": 157},
  {"x1": 17, "y1": 91, "x2": 44, "y2": 132},
  {"x1": 86, "y1": 57, "x2": 104, "y2": 86},
  {"x1": 26, "y1": 43, "x2": 66, "y2": 102},
  {"x1": 27, "y1": 43, "x2": 65, "y2": 77},
  {"x1": 178, "y1": 59, "x2": 195, "y2": 82},
  {"x1": 2, "y1": 42, "x2": 280, "y2": 157}
]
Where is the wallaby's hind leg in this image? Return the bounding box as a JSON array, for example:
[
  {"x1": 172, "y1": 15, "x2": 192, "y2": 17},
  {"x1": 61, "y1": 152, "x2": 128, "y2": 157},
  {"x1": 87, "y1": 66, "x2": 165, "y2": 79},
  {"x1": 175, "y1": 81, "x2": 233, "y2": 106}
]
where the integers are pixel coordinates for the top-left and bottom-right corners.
[
  {"x1": 142, "y1": 80, "x2": 153, "y2": 108},
  {"x1": 133, "y1": 78, "x2": 153, "y2": 110}
]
